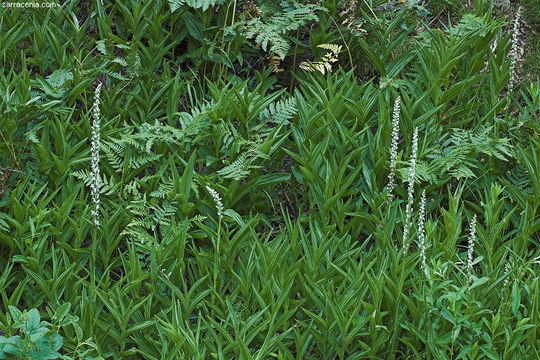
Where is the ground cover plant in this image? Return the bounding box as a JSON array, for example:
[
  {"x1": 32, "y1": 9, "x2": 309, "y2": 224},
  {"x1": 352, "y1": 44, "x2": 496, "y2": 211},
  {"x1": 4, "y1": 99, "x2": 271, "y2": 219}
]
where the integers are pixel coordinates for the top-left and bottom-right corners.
[{"x1": 0, "y1": 0, "x2": 539, "y2": 358}]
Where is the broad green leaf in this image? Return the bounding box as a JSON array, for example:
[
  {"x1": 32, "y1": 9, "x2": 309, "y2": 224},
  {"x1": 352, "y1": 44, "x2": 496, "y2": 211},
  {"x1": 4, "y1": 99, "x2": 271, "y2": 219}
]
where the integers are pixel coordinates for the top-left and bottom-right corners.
[{"x1": 511, "y1": 282, "x2": 520, "y2": 316}]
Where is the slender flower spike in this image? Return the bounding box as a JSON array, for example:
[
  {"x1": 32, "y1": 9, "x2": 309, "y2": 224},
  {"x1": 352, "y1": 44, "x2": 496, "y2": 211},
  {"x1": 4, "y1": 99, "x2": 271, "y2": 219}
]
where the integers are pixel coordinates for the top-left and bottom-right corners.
[
  {"x1": 387, "y1": 97, "x2": 401, "y2": 205},
  {"x1": 206, "y1": 185, "x2": 224, "y2": 219},
  {"x1": 90, "y1": 83, "x2": 102, "y2": 226},
  {"x1": 503, "y1": 262, "x2": 510, "y2": 288},
  {"x1": 417, "y1": 189, "x2": 427, "y2": 273},
  {"x1": 467, "y1": 214, "x2": 477, "y2": 287},
  {"x1": 402, "y1": 127, "x2": 418, "y2": 250},
  {"x1": 508, "y1": 7, "x2": 522, "y2": 95}
]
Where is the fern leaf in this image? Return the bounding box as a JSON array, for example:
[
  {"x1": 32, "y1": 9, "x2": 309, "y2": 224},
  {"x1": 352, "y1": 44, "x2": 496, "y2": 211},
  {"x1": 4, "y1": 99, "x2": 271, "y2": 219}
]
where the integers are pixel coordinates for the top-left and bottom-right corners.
[
  {"x1": 259, "y1": 96, "x2": 297, "y2": 125},
  {"x1": 168, "y1": 0, "x2": 224, "y2": 12},
  {"x1": 299, "y1": 43, "x2": 342, "y2": 75}
]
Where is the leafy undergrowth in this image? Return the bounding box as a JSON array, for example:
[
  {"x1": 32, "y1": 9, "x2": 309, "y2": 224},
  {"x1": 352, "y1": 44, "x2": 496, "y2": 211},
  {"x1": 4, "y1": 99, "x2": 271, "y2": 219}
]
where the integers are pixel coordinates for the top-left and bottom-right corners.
[{"x1": 0, "y1": 0, "x2": 539, "y2": 359}]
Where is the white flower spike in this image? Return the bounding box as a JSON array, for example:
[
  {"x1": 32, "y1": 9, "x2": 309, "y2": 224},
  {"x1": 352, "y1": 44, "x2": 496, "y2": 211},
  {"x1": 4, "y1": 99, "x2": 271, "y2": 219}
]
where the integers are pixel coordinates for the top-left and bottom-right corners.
[
  {"x1": 90, "y1": 83, "x2": 102, "y2": 226},
  {"x1": 508, "y1": 7, "x2": 522, "y2": 95},
  {"x1": 417, "y1": 189, "x2": 427, "y2": 273},
  {"x1": 206, "y1": 185, "x2": 224, "y2": 219},
  {"x1": 402, "y1": 127, "x2": 418, "y2": 250},
  {"x1": 467, "y1": 214, "x2": 477, "y2": 287},
  {"x1": 387, "y1": 97, "x2": 400, "y2": 205}
]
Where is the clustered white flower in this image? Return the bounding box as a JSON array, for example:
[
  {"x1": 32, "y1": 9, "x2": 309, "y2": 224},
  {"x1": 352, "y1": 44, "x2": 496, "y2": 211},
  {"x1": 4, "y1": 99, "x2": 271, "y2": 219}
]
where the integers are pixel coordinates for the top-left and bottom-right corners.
[
  {"x1": 417, "y1": 189, "x2": 427, "y2": 273},
  {"x1": 467, "y1": 214, "x2": 477, "y2": 286},
  {"x1": 387, "y1": 97, "x2": 400, "y2": 205},
  {"x1": 490, "y1": 33, "x2": 498, "y2": 54},
  {"x1": 508, "y1": 7, "x2": 522, "y2": 95},
  {"x1": 503, "y1": 262, "x2": 510, "y2": 288},
  {"x1": 90, "y1": 83, "x2": 102, "y2": 226},
  {"x1": 402, "y1": 127, "x2": 418, "y2": 250},
  {"x1": 206, "y1": 185, "x2": 224, "y2": 219}
]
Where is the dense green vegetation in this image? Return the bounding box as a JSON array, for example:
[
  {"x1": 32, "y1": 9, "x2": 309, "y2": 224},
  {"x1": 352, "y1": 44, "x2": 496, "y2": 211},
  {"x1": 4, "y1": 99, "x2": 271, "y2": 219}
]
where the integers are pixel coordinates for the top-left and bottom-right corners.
[{"x1": 0, "y1": 0, "x2": 539, "y2": 358}]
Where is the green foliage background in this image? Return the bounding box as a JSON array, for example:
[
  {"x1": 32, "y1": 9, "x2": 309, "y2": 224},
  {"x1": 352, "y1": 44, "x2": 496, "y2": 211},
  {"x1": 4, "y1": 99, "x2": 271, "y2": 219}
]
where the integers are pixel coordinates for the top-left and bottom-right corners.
[{"x1": 0, "y1": 0, "x2": 539, "y2": 358}]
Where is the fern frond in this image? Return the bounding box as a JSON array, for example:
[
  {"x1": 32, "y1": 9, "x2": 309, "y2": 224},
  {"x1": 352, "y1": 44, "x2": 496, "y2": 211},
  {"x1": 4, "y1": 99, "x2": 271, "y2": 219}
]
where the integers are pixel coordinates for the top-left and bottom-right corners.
[
  {"x1": 299, "y1": 43, "x2": 342, "y2": 75},
  {"x1": 101, "y1": 140, "x2": 125, "y2": 172},
  {"x1": 129, "y1": 153, "x2": 162, "y2": 169},
  {"x1": 267, "y1": 54, "x2": 284, "y2": 73},
  {"x1": 168, "y1": 0, "x2": 224, "y2": 12},
  {"x1": 244, "y1": 2, "x2": 320, "y2": 59},
  {"x1": 245, "y1": 18, "x2": 291, "y2": 59},
  {"x1": 0, "y1": 213, "x2": 11, "y2": 232},
  {"x1": 216, "y1": 140, "x2": 266, "y2": 181},
  {"x1": 121, "y1": 225, "x2": 155, "y2": 243},
  {"x1": 428, "y1": 126, "x2": 514, "y2": 180},
  {"x1": 217, "y1": 155, "x2": 253, "y2": 180},
  {"x1": 317, "y1": 43, "x2": 342, "y2": 54},
  {"x1": 71, "y1": 170, "x2": 118, "y2": 195},
  {"x1": 506, "y1": 164, "x2": 534, "y2": 195},
  {"x1": 150, "y1": 180, "x2": 175, "y2": 199},
  {"x1": 151, "y1": 202, "x2": 176, "y2": 226},
  {"x1": 259, "y1": 96, "x2": 297, "y2": 125}
]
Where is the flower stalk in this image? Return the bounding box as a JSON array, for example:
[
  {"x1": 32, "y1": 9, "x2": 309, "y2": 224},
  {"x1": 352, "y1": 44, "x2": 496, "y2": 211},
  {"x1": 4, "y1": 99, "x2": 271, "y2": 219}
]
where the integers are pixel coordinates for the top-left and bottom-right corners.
[
  {"x1": 467, "y1": 214, "x2": 477, "y2": 287},
  {"x1": 207, "y1": 185, "x2": 225, "y2": 318},
  {"x1": 418, "y1": 189, "x2": 427, "y2": 273},
  {"x1": 90, "y1": 83, "x2": 102, "y2": 226},
  {"x1": 503, "y1": 262, "x2": 510, "y2": 288},
  {"x1": 387, "y1": 97, "x2": 400, "y2": 205},
  {"x1": 402, "y1": 127, "x2": 418, "y2": 250},
  {"x1": 206, "y1": 185, "x2": 224, "y2": 219},
  {"x1": 508, "y1": 7, "x2": 522, "y2": 95}
]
